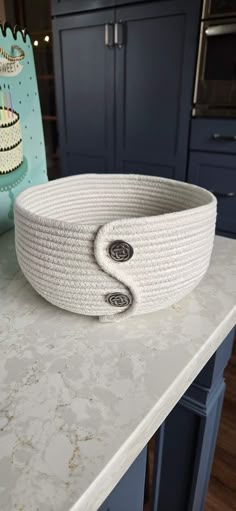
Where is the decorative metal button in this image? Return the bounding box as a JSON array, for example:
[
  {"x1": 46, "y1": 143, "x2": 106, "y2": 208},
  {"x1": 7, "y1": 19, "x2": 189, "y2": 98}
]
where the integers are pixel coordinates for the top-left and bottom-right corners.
[
  {"x1": 105, "y1": 292, "x2": 132, "y2": 307},
  {"x1": 109, "y1": 240, "x2": 134, "y2": 262}
]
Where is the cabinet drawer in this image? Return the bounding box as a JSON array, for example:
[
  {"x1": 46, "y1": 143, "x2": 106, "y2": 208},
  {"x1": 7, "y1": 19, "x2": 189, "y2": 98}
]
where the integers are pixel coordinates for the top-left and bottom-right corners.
[
  {"x1": 190, "y1": 119, "x2": 236, "y2": 154},
  {"x1": 188, "y1": 152, "x2": 236, "y2": 235},
  {"x1": 51, "y1": 0, "x2": 148, "y2": 16}
]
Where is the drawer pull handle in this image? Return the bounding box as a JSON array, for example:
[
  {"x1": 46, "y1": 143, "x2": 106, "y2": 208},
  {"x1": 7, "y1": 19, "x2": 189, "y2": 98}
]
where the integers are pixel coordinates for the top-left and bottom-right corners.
[
  {"x1": 212, "y1": 133, "x2": 236, "y2": 141},
  {"x1": 105, "y1": 23, "x2": 114, "y2": 49},
  {"x1": 211, "y1": 191, "x2": 236, "y2": 199},
  {"x1": 114, "y1": 22, "x2": 124, "y2": 48}
]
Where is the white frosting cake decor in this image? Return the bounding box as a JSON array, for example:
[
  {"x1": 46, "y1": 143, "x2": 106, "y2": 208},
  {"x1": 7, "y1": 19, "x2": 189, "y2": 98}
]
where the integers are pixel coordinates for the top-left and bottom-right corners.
[{"x1": 0, "y1": 81, "x2": 23, "y2": 175}]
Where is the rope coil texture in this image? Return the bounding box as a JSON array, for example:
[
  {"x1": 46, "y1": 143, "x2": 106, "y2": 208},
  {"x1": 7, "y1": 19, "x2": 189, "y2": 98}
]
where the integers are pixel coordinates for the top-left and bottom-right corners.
[{"x1": 14, "y1": 174, "x2": 217, "y2": 322}]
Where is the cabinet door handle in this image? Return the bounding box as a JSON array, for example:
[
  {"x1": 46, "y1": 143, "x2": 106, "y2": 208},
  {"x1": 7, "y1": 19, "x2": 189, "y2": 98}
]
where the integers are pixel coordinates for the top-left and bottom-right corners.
[
  {"x1": 105, "y1": 23, "x2": 114, "y2": 49},
  {"x1": 212, "y1": 133, "x2": 236, "y2": 141},
  {"x1": 211, "y1": 190, "x2": 236, "y2": 199},
  {"x1": 114, "y1": 22, "x2": 124, "y2": 48},
  {"x1": 205, "y1": 23, "x2": 236, "y2": 37}
]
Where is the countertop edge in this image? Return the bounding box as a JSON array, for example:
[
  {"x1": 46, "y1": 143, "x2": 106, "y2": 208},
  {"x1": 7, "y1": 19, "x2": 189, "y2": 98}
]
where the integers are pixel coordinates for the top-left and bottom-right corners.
[{"x1": 68, "y1": 307, "x2": 236, "y2": 511}]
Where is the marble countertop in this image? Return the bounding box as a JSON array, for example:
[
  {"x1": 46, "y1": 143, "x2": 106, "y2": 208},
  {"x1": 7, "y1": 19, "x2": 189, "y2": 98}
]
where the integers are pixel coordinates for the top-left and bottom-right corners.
[{"x1": 0, "y1": 230, "x2": 236, "y2": 511}]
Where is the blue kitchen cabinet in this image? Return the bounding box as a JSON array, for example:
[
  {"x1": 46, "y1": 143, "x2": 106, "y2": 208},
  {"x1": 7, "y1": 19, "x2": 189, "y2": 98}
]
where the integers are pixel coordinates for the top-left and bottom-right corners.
[
  {"x1": 98, "y1": 447, "x2": 147, "y2": 511},
  {"x1": 190, "y1": 118, "x2": 236, "y2": 155},
  {"x1": 188, "y1": 152, "x2": 236, "y2": 236},
  {"x1": 114, "y1": 0, "x2": 201, "y2": 179},
  {"x1": 52, "y1": 10, "x2": 116, "y2": 174},
  {"x1": 151, "y1": 329, "x2": 235, "y2": 511},
  {"x1": 188, "y1": 118, "x2": 236, "y2": 238},
  {"x1": 52, "y1": 0, "x2": 201, "y2": 178}
]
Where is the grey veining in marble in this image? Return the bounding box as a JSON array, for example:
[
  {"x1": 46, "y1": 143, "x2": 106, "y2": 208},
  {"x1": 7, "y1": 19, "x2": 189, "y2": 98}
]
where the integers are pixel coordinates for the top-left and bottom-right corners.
[{"x1": 0, "y1": 230, "x2": 235, "y2": 511}]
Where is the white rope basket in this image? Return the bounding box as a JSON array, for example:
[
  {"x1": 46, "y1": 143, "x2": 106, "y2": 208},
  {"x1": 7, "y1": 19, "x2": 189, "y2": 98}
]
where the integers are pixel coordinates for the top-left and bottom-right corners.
[{"x1": 14, "y1": 174, "x2": 217, "y2": 322}]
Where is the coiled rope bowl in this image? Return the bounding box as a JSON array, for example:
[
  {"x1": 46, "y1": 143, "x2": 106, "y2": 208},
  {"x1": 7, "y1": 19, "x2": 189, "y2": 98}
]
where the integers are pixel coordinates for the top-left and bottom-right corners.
[{"x1": 14, "y1": 174, "x2": 217, "y2": 322}]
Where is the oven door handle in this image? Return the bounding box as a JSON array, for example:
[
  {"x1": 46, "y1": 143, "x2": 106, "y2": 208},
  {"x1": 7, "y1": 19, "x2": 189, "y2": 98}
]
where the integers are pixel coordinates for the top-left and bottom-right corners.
[
  {"x1": 212, "y1": 133, "x2": 236, "y2": 141},
  {"x1": 205, "y1": 24, "x2": 236, "y2": 36},
  {"x1": 210, "y1": 191, "x2": 236, "y2": 199}
]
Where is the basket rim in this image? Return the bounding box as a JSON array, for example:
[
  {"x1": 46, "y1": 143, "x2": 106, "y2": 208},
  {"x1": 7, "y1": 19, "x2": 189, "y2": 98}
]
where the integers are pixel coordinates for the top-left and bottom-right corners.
[{"x1": 14, "y1": 173, "x2": 217, "y2": 233}]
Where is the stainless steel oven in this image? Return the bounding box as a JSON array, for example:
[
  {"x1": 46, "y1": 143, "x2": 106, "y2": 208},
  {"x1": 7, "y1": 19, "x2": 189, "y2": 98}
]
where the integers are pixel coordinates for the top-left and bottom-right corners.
[
  {"x1": 203, "y1": 0, "x2": 236, "y2": 19},
  {"x1": 193, "y1": 1, "x2": 236, "y2": 117}
]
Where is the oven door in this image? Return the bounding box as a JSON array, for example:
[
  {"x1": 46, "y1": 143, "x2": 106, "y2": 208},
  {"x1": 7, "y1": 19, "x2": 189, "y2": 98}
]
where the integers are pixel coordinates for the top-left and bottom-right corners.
[
  {"x1": 203, "y1": 0, "x2": 236, "y2": 18},
  {"x1": 194, "y1": 18, "x2": 236, "y2": 117}
]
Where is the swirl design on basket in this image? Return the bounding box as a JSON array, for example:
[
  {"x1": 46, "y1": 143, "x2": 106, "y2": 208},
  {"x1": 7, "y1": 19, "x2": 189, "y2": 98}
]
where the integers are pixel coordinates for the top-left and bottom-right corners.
[
  {"x1": 109, "y1": 240, "x2": 134, "y2": 262},
  {"x1": 105, "y1": 292, "x2": 132, "y2": 307}
]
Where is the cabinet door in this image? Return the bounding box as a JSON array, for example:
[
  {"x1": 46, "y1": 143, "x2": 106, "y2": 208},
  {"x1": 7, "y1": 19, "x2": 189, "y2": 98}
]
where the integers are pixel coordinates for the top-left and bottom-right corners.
[
  {"x1": 52, "y1": 10, "x2": 115, "y2": 176},
  {"x1": 115, "y1": 0, "x2": 201, "y2": 180},
  {"x1": 188, "y1": 152, "x2": 236, "y2": 236}
]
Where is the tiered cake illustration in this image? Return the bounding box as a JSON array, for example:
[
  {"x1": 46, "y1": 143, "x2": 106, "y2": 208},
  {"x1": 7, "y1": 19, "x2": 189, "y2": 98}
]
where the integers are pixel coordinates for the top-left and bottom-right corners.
[
  {"x1": 0, "y1": 24, "x2": 47, "y2": 234},
  {"x1": 0, "y1": 89, "x2": 23, "y2": 174}
]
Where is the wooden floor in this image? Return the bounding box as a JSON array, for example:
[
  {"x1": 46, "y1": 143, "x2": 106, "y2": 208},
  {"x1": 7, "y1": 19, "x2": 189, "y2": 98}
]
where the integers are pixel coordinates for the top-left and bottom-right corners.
[{"x1": 144, "y1": 339, "x2": 236, "y2": 511}]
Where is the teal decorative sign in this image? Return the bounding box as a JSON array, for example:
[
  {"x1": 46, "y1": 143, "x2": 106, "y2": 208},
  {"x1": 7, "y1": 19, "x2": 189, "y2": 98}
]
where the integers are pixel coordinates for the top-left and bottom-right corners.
[{"x1": 0, "y1": 23, "x2": 47, "y2": 234}]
